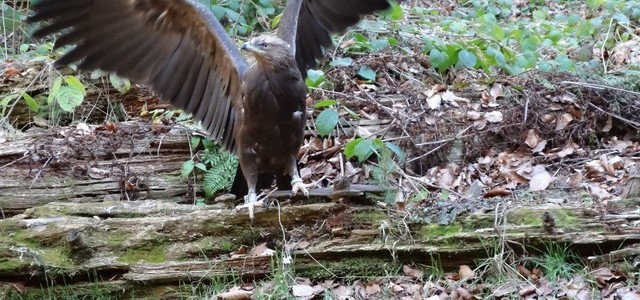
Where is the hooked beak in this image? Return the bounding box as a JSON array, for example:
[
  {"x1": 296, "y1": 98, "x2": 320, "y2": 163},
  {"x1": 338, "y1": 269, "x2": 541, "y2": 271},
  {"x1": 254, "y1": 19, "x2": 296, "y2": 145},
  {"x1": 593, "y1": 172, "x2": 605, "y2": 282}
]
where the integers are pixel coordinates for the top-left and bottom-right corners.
[{"x1": 241, "y1": 42, "x2": 250, "y2": 51}]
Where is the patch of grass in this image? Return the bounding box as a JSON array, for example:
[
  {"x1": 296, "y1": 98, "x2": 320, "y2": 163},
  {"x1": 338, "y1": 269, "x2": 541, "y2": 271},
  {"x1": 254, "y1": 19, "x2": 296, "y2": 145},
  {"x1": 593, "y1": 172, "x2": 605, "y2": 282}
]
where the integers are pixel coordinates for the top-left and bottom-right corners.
[{"x1": 528, "y1": 242, "x2": 585, "y2": 280}]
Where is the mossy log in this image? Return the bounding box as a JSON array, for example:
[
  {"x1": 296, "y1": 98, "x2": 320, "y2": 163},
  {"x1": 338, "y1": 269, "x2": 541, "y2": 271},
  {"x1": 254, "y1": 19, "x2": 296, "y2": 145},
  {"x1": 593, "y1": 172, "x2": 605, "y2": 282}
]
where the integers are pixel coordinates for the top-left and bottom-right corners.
[{"x1": 2, "y1": 198, "x2": 640, "y2": 298}]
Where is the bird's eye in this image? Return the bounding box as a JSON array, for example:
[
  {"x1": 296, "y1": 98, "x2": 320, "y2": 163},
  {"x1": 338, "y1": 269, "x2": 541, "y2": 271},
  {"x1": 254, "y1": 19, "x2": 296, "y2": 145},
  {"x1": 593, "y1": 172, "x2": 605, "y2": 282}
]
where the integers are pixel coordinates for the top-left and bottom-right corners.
[{"x1": 262, "y1": 43, "x2": 268, "y2": 48}]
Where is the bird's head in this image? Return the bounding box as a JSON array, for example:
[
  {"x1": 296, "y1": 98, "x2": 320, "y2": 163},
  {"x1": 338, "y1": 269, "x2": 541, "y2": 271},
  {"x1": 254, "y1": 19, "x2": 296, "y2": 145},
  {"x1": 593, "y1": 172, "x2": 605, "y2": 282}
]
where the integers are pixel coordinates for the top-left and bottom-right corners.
[{"x1": 241, "y1": 35, "x2": 292, "y2": 65}]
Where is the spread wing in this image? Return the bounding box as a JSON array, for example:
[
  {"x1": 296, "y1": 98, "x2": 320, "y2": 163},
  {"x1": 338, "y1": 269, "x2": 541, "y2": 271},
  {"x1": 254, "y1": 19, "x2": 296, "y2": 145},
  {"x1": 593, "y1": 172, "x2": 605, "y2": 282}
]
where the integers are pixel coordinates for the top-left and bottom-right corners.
[
  {"x1": 276, "y1": 0, "x2": 392, "y2": 77},
  {"x1": 29, "y1": 0, "x2": 249, "y2": 149}
]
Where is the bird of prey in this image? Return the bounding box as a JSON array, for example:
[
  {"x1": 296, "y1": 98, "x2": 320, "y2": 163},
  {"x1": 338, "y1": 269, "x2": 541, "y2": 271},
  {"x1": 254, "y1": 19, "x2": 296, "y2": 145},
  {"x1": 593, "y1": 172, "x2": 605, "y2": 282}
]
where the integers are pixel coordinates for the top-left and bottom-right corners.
[{"x1": 29, "y1": 0, "x2": 393, "y2": 220}]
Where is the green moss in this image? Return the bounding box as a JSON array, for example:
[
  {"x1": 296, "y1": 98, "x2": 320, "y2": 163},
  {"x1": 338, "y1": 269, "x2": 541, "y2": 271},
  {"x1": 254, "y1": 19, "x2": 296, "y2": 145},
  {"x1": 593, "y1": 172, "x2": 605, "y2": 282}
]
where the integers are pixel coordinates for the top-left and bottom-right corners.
[
  {"x1": 119, "y1": 246, "x2": 166, "y2": 264},
  {"x1": 39, "y1": 247, "x2": 73, "y2": 267},
  {"x1": 0, "y1": 259, "x2": 24, "y2": 271},
  {"x1": 297, "y1": 257, "x2": 401, "y2": 279},
  {"x1": 197, "y1": 237, "x2": 236, "y2": 253},
  {"x1": 419, "y1": 224, "x2": 462, "y2": 239},
  {"x1": 352, "y1": 210, "x2": 387, "y2": 224},
  {"x1": 507, "y1": 208, "x2": 578, "y2": 228},
  {"x1": 507, "y1": 208, "x2": 543, "y2": 226}
]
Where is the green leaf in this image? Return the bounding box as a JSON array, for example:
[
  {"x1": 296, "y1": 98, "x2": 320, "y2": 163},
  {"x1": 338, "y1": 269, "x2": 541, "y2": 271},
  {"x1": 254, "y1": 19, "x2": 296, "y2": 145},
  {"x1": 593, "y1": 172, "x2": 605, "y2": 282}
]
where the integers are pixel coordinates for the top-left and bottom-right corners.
[
  {"x1": 354, "y1": 139, "x2": 375, "y2": 162},
  {"x1": 191, "y1": 136, "x2": 201, "y2": 150},
  {"x1": 357, "y1": 66, "x2": 376, "y2": 81},
  {"x1": 344, "y1": 138, "x2": 363, "y2": 159},
  {"x1": 314, "y1": 99, "x2": 337, "y2": 108},
  {"x1": 195, "y1": 163, "x2": 207, "y2": 172},
  {"x1": 22, "y1": 93, "x2": 40, "y2": 112},
  {"x1": 202, "y1": 138, "x2": 214, "y2": 150},
  {"x1": 181, "y1": 160, "x2": 195, "y2": 177},
  {"x1": 109, "y1": 73, "x2": 131, "y2": 94},
  {"x1": 389, "y1": 2, "x2": 403, "y2": 20},
  {"x1": 271, "y1": 13, "x2": 282, "y2": 29},
  {"x1": 330, "y1": 57, "x2": 353, "y2": 67},
  {"x1": 56, "y1": 85, "x2": 85, "y2": 112},
  {"x1": 48, "y1": 76, "x2": 63, "y2": 105},
  {"x1": 64, "y1": 75, "x2": 86, "y2": 93},
  {"x1": 385, "y1": 142, "x2": 406, "y2": 162},
  {"x1": 458, "y1": 50, "x2": 477, "y2": 68},
  {"x1": 315, "y1": 109, "x2": 339, "y2": 137},
  {"x1": 429, "y1": 48, "x2": 449, "y2": 71},
  {"x1": 371, "y1": 39, "x2": 389, "y2": 52},
  {"x1": 305, "y1": 69, "x2": 325, "y2": 88}
]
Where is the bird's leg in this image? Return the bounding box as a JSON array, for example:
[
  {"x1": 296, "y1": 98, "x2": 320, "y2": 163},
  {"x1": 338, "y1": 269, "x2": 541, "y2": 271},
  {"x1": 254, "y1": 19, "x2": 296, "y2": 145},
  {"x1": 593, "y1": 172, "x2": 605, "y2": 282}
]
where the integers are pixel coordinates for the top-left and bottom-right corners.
[
  {"x1": 235, "y1": 158, "x2": 263, "y2": 223},
  {"x1": 288, "y1": 156, "x2": 309, "y2": 198}
]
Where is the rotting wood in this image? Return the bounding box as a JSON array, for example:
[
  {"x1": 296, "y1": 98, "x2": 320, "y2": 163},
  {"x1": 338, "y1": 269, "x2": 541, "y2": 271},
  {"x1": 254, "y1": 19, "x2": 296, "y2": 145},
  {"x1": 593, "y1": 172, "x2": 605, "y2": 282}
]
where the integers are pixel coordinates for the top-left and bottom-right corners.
[
  {"x1": 0, "y1": 119, "x2": 395, "y2": 217},
  {"x1": 2, "y1": 199, "x2": 640, "y2": 298}
]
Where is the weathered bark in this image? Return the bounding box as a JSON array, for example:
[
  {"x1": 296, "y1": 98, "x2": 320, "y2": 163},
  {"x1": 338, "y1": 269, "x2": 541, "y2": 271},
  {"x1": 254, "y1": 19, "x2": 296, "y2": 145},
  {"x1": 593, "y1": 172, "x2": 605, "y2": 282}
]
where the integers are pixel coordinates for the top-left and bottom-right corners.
[
  {"x1": 2, "y1": 199, "x2": 640, "y2": 299},
  {"x1": 0, "y1": 121, "x2": 194, "y2": 216}
]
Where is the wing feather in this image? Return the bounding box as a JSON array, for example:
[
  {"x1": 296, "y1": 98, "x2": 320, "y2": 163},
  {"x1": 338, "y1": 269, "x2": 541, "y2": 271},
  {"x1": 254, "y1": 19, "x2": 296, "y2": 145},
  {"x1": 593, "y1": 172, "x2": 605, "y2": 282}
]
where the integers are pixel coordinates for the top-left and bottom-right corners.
[
  {"x1": 30, "y1": 0, "x2": 248, "y2": 149},
  {"x1": 276, "y1": 0, "x2": 392, "y2": 77}
]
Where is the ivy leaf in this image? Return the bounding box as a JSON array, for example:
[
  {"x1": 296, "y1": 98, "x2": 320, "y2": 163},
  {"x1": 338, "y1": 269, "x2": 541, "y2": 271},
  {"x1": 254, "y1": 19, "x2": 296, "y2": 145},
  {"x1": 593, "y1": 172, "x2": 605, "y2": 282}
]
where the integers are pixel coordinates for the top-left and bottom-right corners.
[
  {"x1": 344, "y1": 138, "x2": 363, "y2": 159},
  {"x1": 190, "y1": 136, "x2": 201, "y2": 150},
  {"x1": 389, "y1": 2, "x2": 403, "y2": 20},
  {"x1": 315, "y1": 109, "x2": 339, "y2": 137},
  {"x1": 357, "y1": 66, "x2": 376, "y2": 81},
  {"x1": 314, "y1": 99, "x2": 337, "y2": 108},
  {"x1": 385, "y1": 142, "x2": 406, "y2": 162},
  {"x1": 458, "y1": 50, "x2": 477, "y2": 68},
  {"x1": 181, "y1": 160, "x2": 195, "y2": 177},
  {"x1": 195, "y1": 163, "x2": 207, "y2": 172},
  {"x1": 109, "y1": 73, "x2": 131, "y2": 94},
  {"x1": 55, "y1": 76, "x2": 86, "y2": 112},
  {"x1": 48, "y1": 76, "x2": 62, "y2": 105},
  {"x1": 429, "y1": 48, "x2": 449, "y2": 71},
  {"x1": 354, "y1": 139, "x2": 375, "y2": 162},
  {"x1": 330, "y1": 57, "x2": 353, "y2": 67},
  {"x1": 305, "y1": 69, "x2": 325, "y2": 88}
]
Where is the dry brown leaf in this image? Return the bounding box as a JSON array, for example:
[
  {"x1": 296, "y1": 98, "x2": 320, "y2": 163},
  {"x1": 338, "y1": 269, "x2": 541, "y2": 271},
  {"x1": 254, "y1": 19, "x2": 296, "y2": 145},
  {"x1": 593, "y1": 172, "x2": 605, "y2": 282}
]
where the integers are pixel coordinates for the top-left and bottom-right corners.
[
  {"x1": 458, "y1": 265, "x2": 475, "y2": 281},
  {"x1": 484, "y1": 187, "x2": 510, "y2": 198},
  {"x1": 557, "y1": 143, "x2": 576, "y2": 158},
  {"x1": 490, "y1": 83, "x2": 505, "y2": 98},
  {"x1": 403, "y1": 265, "x2": 423, "y2": 279},
  {"x1": 517, "y1": 265, "x2": 531, "y2": 278},
  {"x1": 530, "y1": 170, "x2": 553, "y2": 191},
  {"x1": 365, "y1": 283, "x2": 381, "y2": 296},
  {"x1": 427, "y1": 94, "x2": 442, "y2": 110},
  {"x1": 485, "y1": 111, "x2": 503, "y2": 123},
  {"x1": 600, "y1": 154, "x2": 617, "y2": 176},
  {"x1": 331, "y1": 285, "x2": 350, "y2": 299},
  {"x1": 292, "y1": 284, "x2": 316, "y2": 299},
  {"x1": 585, "y1": 183, "x2": 612, "y2": 200},
  {"x1": 216, "y1": 290, "x2": 253, "y2": 300},
  {"x1": 455, "y1": 287, "x2": 474, "y2": 299},
  {"x1": 466, "y1": 111, "x2": 482, "y2": 120},
  {"x1": 531, "y1": 139, "x2": 547, "y2": 153},
  {"x1": 248, "y1": 243, "x2": 273, "y2": 257},
  {"x1": 567, "y1": 172, "x2": 583, "y2": 189},
  {"x1": 603, "y1": 115, "x2": 613, "y2": 132},
  {"x1": 525, "y1": 129, "x2": 541, "y2": 149},
  {"x1": 556, "y1": 113, "x2": 574, "y2": 130}
]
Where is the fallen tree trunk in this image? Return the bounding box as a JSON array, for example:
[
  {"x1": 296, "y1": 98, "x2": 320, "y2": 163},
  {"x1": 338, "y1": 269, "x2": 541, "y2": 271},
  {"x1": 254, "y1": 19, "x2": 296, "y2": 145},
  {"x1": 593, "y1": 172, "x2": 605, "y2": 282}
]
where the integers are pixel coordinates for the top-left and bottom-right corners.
[
  {"x1": 2, "y1": 199, "x2": 640, "y2": 299},
  {"x1": 0, "y1": 121, "x2": 195, "y2": 216}
]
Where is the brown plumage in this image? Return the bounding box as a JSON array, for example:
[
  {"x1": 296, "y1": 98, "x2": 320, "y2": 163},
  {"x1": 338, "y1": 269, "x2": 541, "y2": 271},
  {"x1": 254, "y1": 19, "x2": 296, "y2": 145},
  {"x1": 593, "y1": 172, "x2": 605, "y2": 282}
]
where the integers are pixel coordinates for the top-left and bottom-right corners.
[{"x1": 29, "y1": 0, "x2": 392, "y2": 220}]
